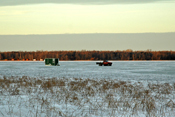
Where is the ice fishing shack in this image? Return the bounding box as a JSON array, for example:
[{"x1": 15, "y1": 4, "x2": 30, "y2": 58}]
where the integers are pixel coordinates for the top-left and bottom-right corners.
[{"x1": 45, "y1": 58, "x2": 60, "y2": 66}]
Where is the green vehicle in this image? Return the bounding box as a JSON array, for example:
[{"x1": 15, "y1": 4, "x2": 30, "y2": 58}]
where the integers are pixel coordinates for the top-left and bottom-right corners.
[{"x1": 44, "y1": 58, "x2": 60, "y2": 66}]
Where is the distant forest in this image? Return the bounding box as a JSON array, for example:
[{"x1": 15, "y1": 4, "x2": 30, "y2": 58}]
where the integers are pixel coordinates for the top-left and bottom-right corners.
[{"x1": 0, "y1": 50, "x2": 175, "y2": 60}]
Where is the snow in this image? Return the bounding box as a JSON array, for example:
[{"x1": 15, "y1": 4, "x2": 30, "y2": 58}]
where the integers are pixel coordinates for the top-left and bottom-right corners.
[
  {"x1": 0, "y1": 76, "x2": 175, "y2": 116},
  {"x1": 0, "y1": 61, "x2": 175, "y2": 116}
]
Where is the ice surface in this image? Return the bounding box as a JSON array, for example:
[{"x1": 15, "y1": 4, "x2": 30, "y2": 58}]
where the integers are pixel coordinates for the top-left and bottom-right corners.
[
  {"x1": 0, "y1": 61, "x2": 175, "y2": 83},
  {"x1": 0, "y1": 60, "x2": 175, "y2": 117}
]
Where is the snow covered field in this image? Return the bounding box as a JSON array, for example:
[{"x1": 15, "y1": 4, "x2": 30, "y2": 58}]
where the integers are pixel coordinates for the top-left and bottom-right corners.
[
  {"x1": 0, "y1": 76, "x2": 175, "y2": 117},
  {"x1": 0, "y1": 61, "x2": 175, "y2": 83},
  {"x1": 0, "y1": 61, "x2": 175, "y2": 116}
]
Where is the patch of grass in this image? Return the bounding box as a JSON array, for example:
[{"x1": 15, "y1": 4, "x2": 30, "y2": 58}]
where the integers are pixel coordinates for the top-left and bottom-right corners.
[{"x1": 0, "y1": 76, "x2": 175, "y2": 116}]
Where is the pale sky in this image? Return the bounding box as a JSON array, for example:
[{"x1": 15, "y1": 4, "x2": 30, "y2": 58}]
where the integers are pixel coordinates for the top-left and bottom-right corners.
[
  {"x1": 0, "y1": 33, "x2": 175, "y2": 51},
  {"x1": 0, "y1": 0, "x2": 175, "y2": 51},
  {"x1": 1, "y1": 0, "x2": 175, "y2": 34}
]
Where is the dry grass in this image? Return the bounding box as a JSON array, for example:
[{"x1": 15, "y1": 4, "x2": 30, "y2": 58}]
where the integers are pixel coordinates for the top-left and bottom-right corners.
[{"x1": 0, "y1": 76, "x2": 175, "y2": 116}]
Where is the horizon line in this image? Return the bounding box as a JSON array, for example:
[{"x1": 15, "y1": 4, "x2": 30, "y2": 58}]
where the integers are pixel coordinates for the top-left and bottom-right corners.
[{"x1": 1, "y1": 50, "x2": 174, "y2": 52}]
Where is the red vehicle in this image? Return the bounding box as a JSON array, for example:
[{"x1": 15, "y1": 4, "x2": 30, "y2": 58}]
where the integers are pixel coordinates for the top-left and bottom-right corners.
[{"x1": 96, "y1": 60, "x2": 112, "y2": 66}]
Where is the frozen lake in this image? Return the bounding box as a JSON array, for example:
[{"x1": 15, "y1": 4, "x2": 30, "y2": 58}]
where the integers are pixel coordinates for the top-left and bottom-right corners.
[
  {"x1": 0, "y1": 61, "x2": 175, "y2": 117},
  {"x1": 0, "y1": 61, "x2": 175, "y2": 83}
]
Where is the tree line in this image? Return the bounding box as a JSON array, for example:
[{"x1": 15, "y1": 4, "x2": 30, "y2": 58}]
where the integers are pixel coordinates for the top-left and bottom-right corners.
[{"x1": 0, "y1": 50, "x2": 175, "y2": 60}]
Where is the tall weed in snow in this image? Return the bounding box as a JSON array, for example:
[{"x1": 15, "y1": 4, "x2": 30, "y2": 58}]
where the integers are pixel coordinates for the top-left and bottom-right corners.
[{"x1": 0, "y1": 76, "x2": 175, "y2": 116}]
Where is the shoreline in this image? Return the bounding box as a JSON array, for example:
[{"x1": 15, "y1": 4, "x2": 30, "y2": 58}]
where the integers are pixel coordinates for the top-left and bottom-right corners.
[{"x1": 0, "y1": 60, "x2": 175, "y2": 62}]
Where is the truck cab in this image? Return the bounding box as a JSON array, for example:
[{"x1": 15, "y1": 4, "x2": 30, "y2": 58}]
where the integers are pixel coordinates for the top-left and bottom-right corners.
[{"x1": 96, "y1": 60, "x2": 112, "y2": 66}]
